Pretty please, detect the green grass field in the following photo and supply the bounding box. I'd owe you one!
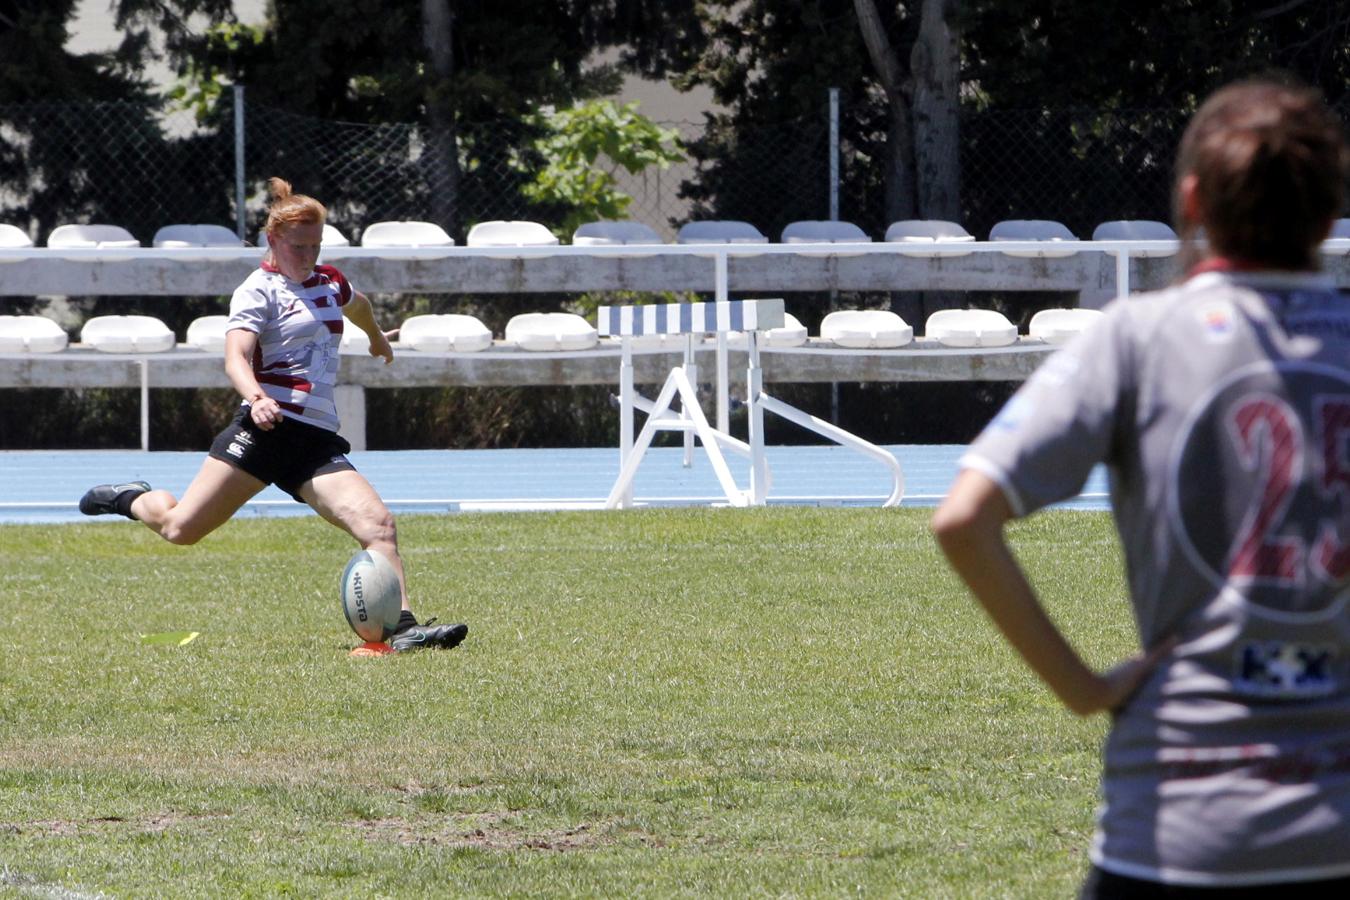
[1,507,1133,898]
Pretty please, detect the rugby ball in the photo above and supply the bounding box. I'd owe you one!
[340,548,402,642]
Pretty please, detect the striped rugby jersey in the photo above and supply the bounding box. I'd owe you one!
[226,262,352,433]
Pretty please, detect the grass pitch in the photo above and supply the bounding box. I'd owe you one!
[1,507,1131,898]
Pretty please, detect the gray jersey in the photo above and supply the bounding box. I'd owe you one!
[964,270,1350,886]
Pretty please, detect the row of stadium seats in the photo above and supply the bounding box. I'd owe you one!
[0,307,1102,355]
[7,217,1350,256]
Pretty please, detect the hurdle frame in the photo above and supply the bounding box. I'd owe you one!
[598,298,904,508]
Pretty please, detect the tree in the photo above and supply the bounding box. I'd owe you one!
[420,0,458,228]
[513,99,684,238]
[176,0,705,234]
[853,0,960,223]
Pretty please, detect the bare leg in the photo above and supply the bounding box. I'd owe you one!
[131,457,266,545]
[298,469,410,611]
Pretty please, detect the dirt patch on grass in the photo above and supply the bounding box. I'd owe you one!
[3,813,230,837]
[352,812,629,852]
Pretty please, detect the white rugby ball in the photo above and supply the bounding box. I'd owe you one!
[340,548,402,642]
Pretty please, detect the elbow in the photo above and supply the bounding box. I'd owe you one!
[931,470,1014,558]
[931,499,979,554]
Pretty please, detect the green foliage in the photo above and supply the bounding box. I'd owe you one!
[0,507,1130,896]
[165,22,266,122]
[514,100,685,237]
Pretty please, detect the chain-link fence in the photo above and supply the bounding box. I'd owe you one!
[4,92,1346,451]
[0,90,1239,249]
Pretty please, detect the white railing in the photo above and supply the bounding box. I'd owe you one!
[3,238,1348,297]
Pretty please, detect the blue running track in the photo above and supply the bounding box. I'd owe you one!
[0,445,1108,525]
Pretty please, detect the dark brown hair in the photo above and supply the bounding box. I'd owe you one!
[1174,77,1348,270]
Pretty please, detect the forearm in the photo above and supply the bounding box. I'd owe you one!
[224,351,266,403]
[932,469,1123,716]
[936,520,1106,715]
[343,292,393,363]
[344,292,382,338]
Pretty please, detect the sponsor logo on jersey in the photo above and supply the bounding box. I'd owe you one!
[1198,303,1236,342]
[1235,640,1337,698]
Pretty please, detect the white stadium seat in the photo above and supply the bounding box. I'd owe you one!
[80,315,175,353]
[505,312,598,352]
[571,220,663,248]
[819,310,913,349]
[186,315,231,352]
[398,314,493,353]
[1091,220,1178,257]
[989,219,1078,258]
[924,309,1018,348]
[0,316,69,353]
[152,224,244,249]
[884,220,975,257]
[340,327,371,355]
[780,220,871,257]
[1029,308,1104,344]
[1322,218,1350,254]
[676,220,769,257]
[360,221,456,248]
[48,224,141,260]
[466,220,559,248]
[48,223,140,249]
[727,311,809,348]
[0,223,35,250]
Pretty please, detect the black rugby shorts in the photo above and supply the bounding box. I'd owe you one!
[208,405,355,501]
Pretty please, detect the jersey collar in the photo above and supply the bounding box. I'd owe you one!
[261,259,321,286]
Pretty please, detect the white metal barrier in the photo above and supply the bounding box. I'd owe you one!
[598,298,904,508]
[5,238,1348,297]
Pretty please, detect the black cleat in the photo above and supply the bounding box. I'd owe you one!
[79,481,151,517]
[390,618,468,653]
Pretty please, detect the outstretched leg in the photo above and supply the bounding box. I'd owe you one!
[126,457,266,545]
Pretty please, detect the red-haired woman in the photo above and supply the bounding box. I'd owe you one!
[81,178,466,653]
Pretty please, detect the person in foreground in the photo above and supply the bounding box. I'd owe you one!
[933,77,1350,895]
[80,178,467,654]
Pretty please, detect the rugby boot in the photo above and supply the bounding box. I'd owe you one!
[79,481,151,518]
[390,617,469,653]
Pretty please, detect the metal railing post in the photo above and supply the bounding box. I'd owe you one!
[138,359,150,451]
[829,87,841,423]
[829,88,840,222]
[234,84,246,242]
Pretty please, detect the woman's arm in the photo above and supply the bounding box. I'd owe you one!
[342,290,394,364]
[224,328,283,431]
[931,469,1172,716]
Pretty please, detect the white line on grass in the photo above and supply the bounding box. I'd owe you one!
[0,866,109,900]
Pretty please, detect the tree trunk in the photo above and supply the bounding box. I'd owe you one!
[853,0,916,224]
[421,0,461,233]
[911,0,960,221]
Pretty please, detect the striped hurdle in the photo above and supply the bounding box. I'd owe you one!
[597,298,902,509]
[598,298,785,339]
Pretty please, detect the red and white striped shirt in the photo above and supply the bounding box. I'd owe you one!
[226,262,352,432]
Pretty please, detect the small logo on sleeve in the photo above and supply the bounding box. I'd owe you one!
[1198,303,1236,342]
